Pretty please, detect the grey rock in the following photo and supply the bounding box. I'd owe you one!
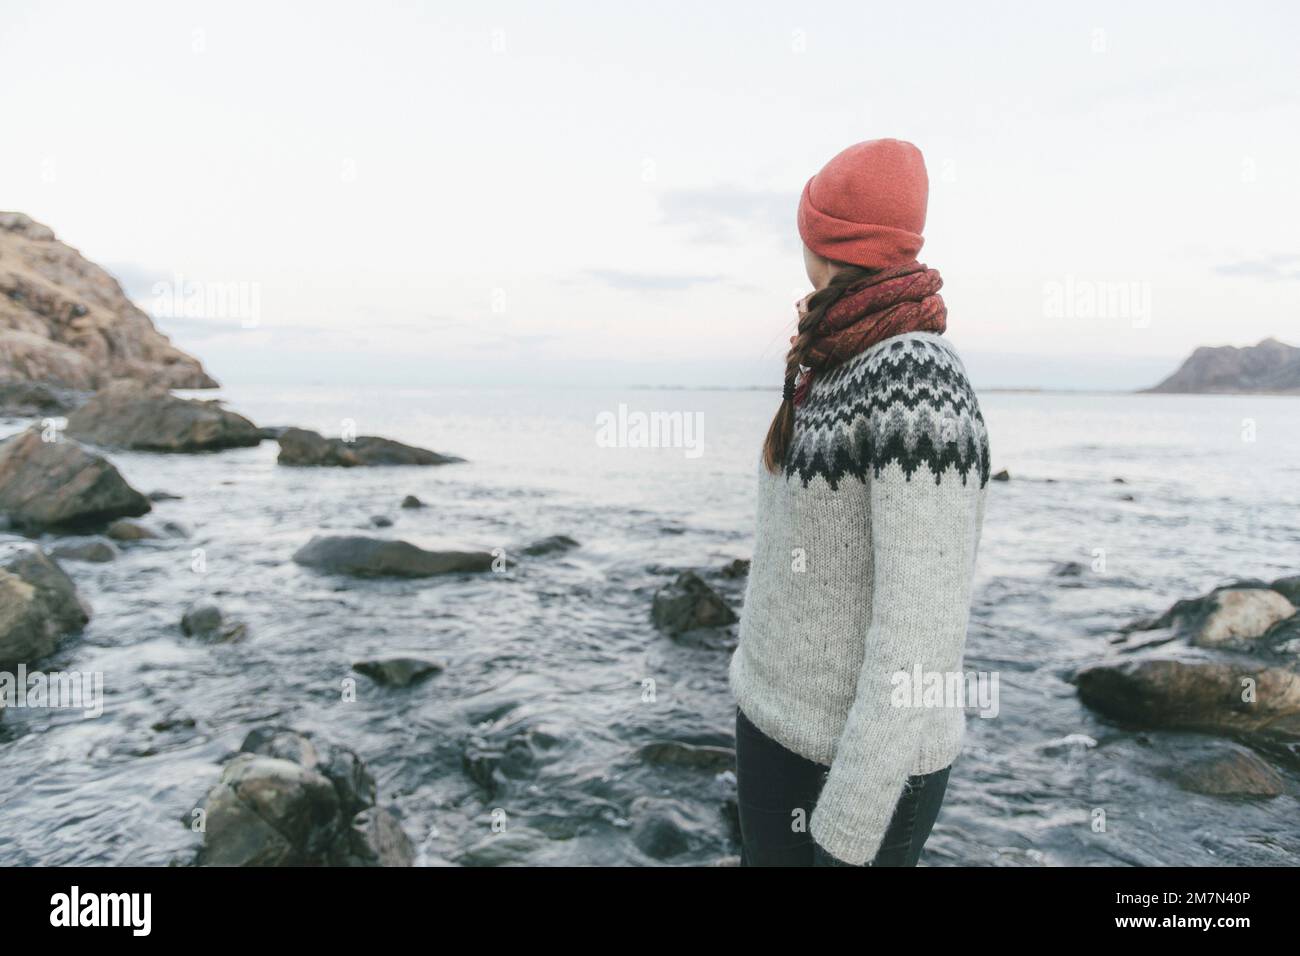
[1167,742,1284,798]
[651,571,738,634]
[520,534,579,557]
[293,535,496,578]
[181,601,247,642]
[66,380,261,451]
[0,543,89,666]
[49,537,118,563]
[277,427,463,467]
[106,518,160,541]
[399,495,424,509]
[352,656,445,687]
[0,426,150,530]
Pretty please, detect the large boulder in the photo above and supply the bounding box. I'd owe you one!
[0,543,89,666]
[276,427,463,467]
[1129,585,1296,650]
[0,426,150,530]
[651,571,738,634]
[198,727,413,867]
[0,212,215,389]
[293,535,496,578]
[65,380,261,452]
[1076,658,1300,743]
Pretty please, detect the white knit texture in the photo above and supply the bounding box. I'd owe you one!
[729,332,990,866]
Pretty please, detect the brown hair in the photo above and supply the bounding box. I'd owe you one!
[762,264,880,473]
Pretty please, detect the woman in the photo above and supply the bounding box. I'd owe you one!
[729,138,991,867]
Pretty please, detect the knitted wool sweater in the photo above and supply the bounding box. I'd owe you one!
[729,331,991,866]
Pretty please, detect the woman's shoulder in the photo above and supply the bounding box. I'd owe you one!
[791,332,990,488]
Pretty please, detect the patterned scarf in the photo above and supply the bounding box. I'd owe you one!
[793,261,946,405]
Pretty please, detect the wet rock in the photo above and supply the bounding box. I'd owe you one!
[0,426,150,530]
[65,381,261,452]
[1052,561,1087,578]
[719,558,751,579]
[1192,589,1295,649]
[147,490,182,502]
[198,727,409,867]
[637,740,735,773]
[352,656,445,687]
[198,755,341,866]
[1270,575,1300,607]
[293,535,496,578]
[456,828,547,867]
[1128,586,1295,651]
[106,518,160,541]
[369,515,393,528]
[629,796,708,860]
[462,720,564,798]
[399,495,424,509]
[0,380,78,417]
[277,427,463,467]
[1167,742,1284,798]
[181,601,247,642]
[0,543,89,666]
[341,807,417,867]
[49,537,118,563]
[651,571,738,634]
[1075,658,1300,746]
[992,469,1011,482]
[521,535,579,557]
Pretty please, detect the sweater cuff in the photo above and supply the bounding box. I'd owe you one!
[808,807,883,867]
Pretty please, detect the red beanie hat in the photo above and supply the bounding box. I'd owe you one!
[797,138,929,270]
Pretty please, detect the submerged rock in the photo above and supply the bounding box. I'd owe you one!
[636,740,735,773]
[651,571,738,634]
[520,535,579,557]
[369,515,394,528]
[277,427,463,467]
[65,380,261,452]
[0,426,150,530]
[1167,741,1284,798]
[181,601,247,642]
[629,796,710,860]
[456,828,547,867]
[49,537,118,563]
[293,535,496,578]
[198,727,412,867]
[352,656,445,687]
[0,543,89,666]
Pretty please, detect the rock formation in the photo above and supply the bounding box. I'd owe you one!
[0,212,215,389]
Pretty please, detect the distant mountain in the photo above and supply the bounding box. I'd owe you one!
[0,212,215,390]
[1144,338,1300,394]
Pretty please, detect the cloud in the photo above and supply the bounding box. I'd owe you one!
[583,268,728,291]
[1215,255,1300,281]
[657,186,796,247]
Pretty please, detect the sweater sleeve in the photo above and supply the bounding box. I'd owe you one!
[808,455,982,866]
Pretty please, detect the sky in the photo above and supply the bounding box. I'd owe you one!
[2,0,1298,389]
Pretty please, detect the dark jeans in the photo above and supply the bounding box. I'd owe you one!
[735,706,950,867]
